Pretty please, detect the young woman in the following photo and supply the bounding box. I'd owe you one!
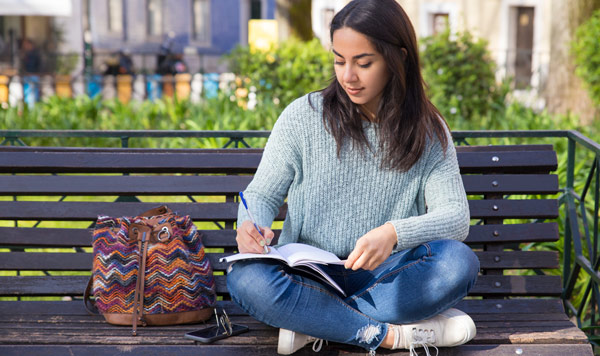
[226,0,480,354]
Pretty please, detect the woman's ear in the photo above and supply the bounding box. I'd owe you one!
[401,47,408,60]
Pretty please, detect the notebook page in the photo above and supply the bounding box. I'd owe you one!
[277,243,346,266]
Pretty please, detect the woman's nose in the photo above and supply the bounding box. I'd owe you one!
[343,65,357,83]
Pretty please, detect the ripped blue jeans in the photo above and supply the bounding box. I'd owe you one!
[226,239,480,352]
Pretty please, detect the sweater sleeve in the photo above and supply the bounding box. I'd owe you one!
[237,103,302,229]
[388,133,470,251]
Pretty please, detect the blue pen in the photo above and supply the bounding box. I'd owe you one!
[239,191,269,254]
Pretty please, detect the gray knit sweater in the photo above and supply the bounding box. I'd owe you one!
[238,92,470,258]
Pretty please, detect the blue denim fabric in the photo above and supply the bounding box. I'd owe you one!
[226,239,479,352]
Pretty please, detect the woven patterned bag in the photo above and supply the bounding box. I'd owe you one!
[84,206,216,335]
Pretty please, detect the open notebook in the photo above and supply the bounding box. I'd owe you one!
[220,243,347,296]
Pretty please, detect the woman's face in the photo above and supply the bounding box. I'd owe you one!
[332,27,390,117]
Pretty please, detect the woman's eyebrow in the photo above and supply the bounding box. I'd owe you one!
[332,49,375,60]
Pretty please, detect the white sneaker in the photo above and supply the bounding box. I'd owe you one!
[389,308,476,356]
[277,328,325,355]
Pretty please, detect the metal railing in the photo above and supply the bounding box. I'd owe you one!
[454,131,600,348]
[1,129,600,346]
[0,129,270,148]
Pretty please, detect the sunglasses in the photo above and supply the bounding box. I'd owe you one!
[215,308,233,336]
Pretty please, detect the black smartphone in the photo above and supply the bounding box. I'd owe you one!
[184,323,249,343]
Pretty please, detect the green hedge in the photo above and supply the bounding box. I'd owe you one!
[421,30,508,122]
[225,37,333,110]
[572,9,600,108]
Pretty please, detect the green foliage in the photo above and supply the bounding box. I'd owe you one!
[1,38,333,147]
[572,9,600,108]
[421,30,509,122]
[225,37,333,110]
[0,93,279,148]
[56,53,80,75]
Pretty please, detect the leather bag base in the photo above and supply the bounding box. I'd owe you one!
[102,307,214,326]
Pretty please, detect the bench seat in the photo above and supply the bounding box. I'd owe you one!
[0,145,593,355]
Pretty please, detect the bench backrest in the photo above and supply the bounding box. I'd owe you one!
[0,144,559,300]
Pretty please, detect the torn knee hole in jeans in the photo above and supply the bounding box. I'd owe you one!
[355,324,381,344]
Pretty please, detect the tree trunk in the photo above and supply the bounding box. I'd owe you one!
[276,0,313,41]
[545,0,600,124]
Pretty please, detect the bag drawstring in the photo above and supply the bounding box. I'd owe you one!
[132,228,150,336]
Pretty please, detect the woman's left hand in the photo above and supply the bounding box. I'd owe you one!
[345,223,397,271]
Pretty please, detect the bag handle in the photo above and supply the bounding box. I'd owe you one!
[132,224,152,336]
[83,276,99,315]
[139,205,171,217]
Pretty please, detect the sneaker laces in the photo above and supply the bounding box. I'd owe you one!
[409,328,439,356]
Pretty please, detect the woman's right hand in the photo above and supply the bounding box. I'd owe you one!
[236,220,274,254]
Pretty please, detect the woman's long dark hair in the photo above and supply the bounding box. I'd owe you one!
[318,0,449,171]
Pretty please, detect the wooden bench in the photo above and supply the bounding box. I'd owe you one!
[0,144,593,355]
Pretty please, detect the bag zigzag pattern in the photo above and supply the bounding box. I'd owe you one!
[92,214,216,315]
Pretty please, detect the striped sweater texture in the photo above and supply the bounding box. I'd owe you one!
[239,92,470,258]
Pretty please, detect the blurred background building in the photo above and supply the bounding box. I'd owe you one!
[0,0,594,119]
[0,0,78,74]
[312,0,594,121]
[0,0,277,75]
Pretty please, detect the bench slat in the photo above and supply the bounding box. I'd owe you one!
[458,151,558,174]
[0,175,254,196]
[0,201,252,221]
[1,144,553,153]
[0,146,557,174]
[0,275,562,297]
[0,312,573,326]
[0,200,558,221]
[0,252,93,270]
[5,310,570,323]
[0,250,559,271]
[0,298,569,316]
[465,223,559,244]
[0,146,265,154]
[455,144,555,152]
[469,275,562,296]
[216,275,563,297]
[0,174,559,195]
[0,314,577,328]
[0,151,263,174]
[461,174,558,194]
[475,251,558,269]
[0,344,593,356]
[456,298,566,314]
[0,317,579,332]
[0,227,240,248]
[469,199,558,219]
[0,223,559,249]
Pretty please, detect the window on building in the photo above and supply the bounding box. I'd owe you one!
[431,13,449,35]
[319,8,334,46]
[108,0,123,34]
[250,0,262,19]
[193,0,211,43]
[0,17,6,62]
[147,0,163,36]
[514,6,534,89]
